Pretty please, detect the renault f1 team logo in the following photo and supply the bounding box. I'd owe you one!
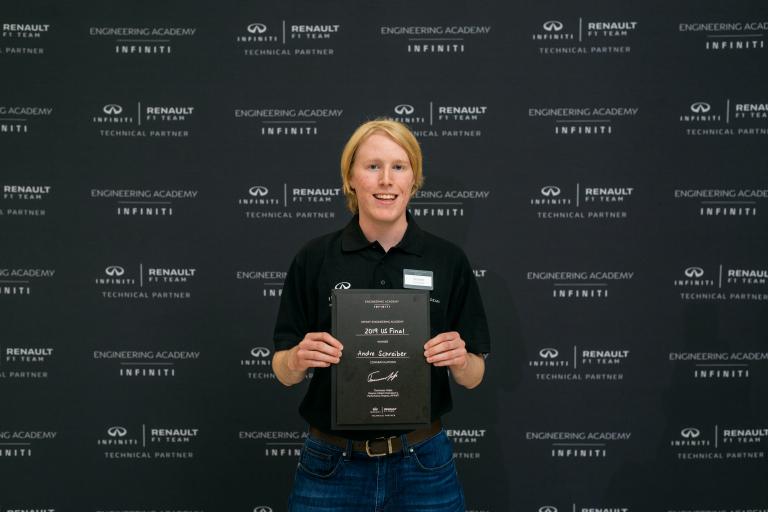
[103,104,123,115]
[539,506,558,512]
[542,20,564,32]
[247,23,268,34]
[539,348,559,359]
[541,186,561,197]
[690,102,711,114]
[250,347,271,358]
[107,426,128,437]
[105,266,125,277]
[684,267,705,278]
[334,281,351,290]
[680,427,701,439]
[249,186,269,197]
[394,104,415,115]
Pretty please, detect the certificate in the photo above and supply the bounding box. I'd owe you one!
[331,289,431,430]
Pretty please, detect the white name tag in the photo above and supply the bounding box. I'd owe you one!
[403,269,433,290]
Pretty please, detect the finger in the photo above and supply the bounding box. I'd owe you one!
[299,346,342,362]
[423,332,454,350]
[302,339,342,357]
[424,337,465,358]
[308,332,344,350]
[427,347,467,364]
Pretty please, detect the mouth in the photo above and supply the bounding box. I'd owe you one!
[373,193,397,201]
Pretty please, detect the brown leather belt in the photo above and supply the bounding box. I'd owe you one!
[309,420,441,457]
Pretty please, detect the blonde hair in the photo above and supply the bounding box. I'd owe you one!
[340,118,424,213]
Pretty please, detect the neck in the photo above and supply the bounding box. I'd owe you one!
[357,214,408,252]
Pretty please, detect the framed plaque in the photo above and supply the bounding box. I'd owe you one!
[331,289,430,430]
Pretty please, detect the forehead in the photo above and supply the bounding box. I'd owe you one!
[355,132,409,161]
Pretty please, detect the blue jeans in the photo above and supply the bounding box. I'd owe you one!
[288,429,465,512]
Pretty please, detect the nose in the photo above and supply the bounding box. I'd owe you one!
[378,166,393,185]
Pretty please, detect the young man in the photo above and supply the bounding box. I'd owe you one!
[272,119,490,511]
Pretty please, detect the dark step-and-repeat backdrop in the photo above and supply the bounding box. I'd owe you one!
[2,1,767,511]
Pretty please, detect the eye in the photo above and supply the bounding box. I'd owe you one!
[393,164,406,171]
[367,163,379,171]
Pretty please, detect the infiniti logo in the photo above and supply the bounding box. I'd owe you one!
[251,347,271,358]
[247,23,268,34]
[541,186,561,197]
[105,266,125,277]
[690,102,711,114]
[253,507,273,512]
[103,104,123,115]
[680,427,701,439]
[684,267,705,278]
[107,426,128,437]
[539,348,559,359]
[539,506,558,512]
[394,104,415,115]
[542,20,564,32]
[334,281,351,290]
[249,186,269,197]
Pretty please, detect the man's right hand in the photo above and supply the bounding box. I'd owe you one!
[272,332,344,386]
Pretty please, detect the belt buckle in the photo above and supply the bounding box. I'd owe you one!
[365,436,395,457]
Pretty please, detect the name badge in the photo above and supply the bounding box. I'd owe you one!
[403,269,433,290]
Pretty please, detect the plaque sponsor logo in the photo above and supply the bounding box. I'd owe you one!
[531,17,637,55]
[526,430,631,458]
[236,183,343,220]
[90,188,198,217]
[239,430,306,457]
[235,20,340,56]
[93,263,196,300]
[526,271,633,299]
[0,267,55,297]
[668,351,768,380]
[91,102,194,138]
[674,264,768,301]
[1,184,52,217]
[538,504,631,512]
[234,107,343,136]
[528,106,638,135]
[680,99,768,136]
[0,346,54,380]
[93,349,200,377]
[0,105,53,135]
[98,424,199,460]
[379,24,492,54]
[88,25,197,55]
[669,424,767,461]
[408,187,490,218]
[529,346,629,382]
[678,20,768,51]
[530,183,633,220]
[0,430,57,458]
[673,188,766,217]
[0,22,51,55]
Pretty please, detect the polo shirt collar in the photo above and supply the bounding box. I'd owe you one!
[341,212,424,256]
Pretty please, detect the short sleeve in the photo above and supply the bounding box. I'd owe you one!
[447,252,491,355]
[273,253,310,352]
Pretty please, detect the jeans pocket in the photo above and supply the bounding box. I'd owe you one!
[410,431,455,472]
[297,439,344,479]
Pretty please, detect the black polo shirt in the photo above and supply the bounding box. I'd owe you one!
[273,213,491,440]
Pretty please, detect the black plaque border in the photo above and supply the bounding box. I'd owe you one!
[331,288,431,431]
